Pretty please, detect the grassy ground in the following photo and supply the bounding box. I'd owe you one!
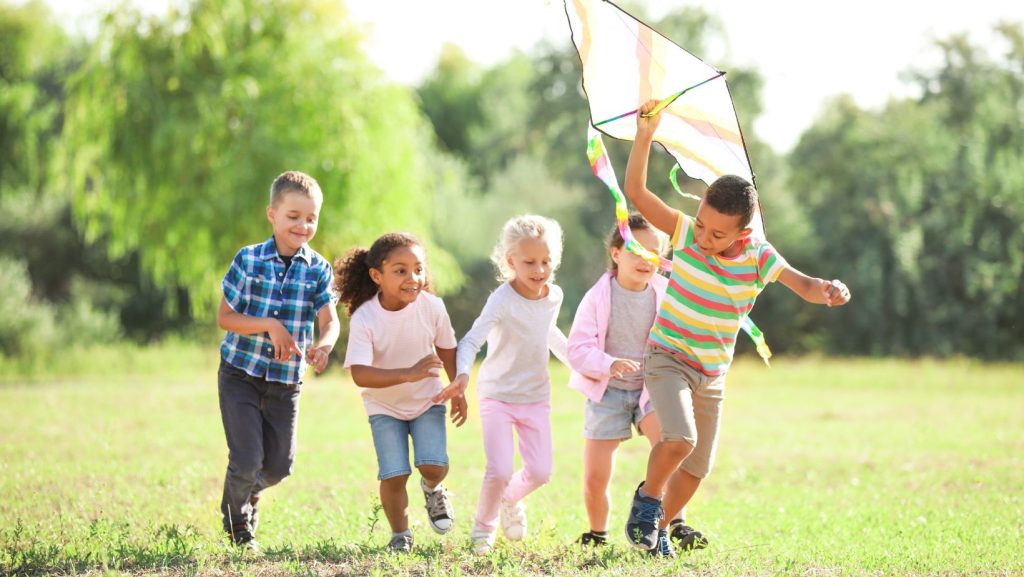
[1,349,1022,576]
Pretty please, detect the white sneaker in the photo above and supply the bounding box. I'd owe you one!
[500,499,527,541]
[470,526,495,555]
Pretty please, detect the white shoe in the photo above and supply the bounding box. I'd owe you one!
[470,526,495,555]
[500,499,527,541]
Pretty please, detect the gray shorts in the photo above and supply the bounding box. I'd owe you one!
[584,386,654,441]
[644,345,726,479]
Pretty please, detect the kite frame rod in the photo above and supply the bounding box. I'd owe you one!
[591,71,725,128]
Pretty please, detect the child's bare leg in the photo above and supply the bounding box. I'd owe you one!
[643,439,693,499]
[583,439,620,532]
[380,474,410,532]
[418,464,448,489]
[638,413,685,522]
[659,468,701,529]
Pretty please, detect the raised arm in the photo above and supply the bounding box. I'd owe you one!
[624,99,681,236]
[778,266,851,307]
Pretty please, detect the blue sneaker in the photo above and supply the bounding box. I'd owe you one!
[625,483,663,550]
[648,528,676,558]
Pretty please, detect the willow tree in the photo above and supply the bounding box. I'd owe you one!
[61,0,459,312]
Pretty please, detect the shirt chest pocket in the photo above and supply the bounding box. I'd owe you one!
[246,272,280,315]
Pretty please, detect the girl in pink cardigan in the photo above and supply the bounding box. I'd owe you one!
[568,214,695,551]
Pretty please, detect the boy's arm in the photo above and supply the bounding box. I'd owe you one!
[306,304,341,373]
[217,297,301,361]
[624,99,681,236]
[778,266,851,307]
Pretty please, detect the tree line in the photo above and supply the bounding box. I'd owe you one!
[1,0,1021,363]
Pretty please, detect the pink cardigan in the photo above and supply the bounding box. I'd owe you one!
[567,271,668,407]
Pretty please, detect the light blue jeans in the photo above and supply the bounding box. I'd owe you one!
[368,404,448,480]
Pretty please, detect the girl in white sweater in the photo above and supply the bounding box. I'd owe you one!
[434,214,569,554]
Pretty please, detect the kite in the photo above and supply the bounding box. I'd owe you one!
[568,0,772,364]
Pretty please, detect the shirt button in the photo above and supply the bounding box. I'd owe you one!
[279,273,283,277]
[273,311,279,316]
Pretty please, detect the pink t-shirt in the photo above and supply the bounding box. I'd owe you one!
[344,292,457,420]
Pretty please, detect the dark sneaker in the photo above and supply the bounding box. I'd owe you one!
[388,533,414,554]
[576,531,608,547]
[421,478,454,534]
[668,519,709,550]
[648,528,676,558]
[226,521,259,553]
[625,483,663,550]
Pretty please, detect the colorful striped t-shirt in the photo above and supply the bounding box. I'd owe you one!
[648,212,788,376]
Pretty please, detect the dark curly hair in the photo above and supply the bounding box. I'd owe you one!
[333,232,429,316]
[705,175,758,229]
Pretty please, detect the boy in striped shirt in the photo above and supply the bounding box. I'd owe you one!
[622,100,851,555]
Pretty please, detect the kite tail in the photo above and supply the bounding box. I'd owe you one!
[586,128,671,273]
[740,315,772,366]
[669,164,703,202]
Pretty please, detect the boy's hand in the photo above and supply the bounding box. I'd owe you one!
[449,394,468,427]
[267,320,303,362]
[821,279,851,307]
[610,359,641,378]
[405,354,444,382]
[432,373,469,404]
[636,99,663,138]
[306,344,333,373]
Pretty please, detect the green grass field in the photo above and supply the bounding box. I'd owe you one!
[1,350,1022,576]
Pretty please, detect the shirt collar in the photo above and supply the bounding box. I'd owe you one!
[258,235,312,264]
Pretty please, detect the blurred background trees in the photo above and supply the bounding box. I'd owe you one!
[1,0,1021,364]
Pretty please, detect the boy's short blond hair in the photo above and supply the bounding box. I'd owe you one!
[270,171,322,207]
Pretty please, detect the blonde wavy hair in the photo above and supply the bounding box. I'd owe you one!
[489,214,564,282]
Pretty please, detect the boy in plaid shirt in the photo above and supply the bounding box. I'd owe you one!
[216,171,340,551]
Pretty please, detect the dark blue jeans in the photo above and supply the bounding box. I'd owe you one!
[218,359,301,530]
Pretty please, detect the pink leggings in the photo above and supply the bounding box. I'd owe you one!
[474,397,553,532]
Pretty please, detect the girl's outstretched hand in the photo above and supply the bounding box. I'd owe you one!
[450,394,468,427]
[432,373,469,404]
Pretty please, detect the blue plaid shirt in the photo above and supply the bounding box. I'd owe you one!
[220,236,335,385]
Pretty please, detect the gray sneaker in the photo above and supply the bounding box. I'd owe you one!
[388,532,414,553]
[421,478,454,534]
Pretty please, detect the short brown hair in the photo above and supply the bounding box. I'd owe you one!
[270,171,322,207]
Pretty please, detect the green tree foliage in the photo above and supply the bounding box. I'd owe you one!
[61,0,458,311]
[788,25,1024,358]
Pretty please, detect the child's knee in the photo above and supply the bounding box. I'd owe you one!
[525,464,553,486]
[660,438,696,460]
[417,463,448,482]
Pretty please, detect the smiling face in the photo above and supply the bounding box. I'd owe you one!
[267,192,321,256]
[507,237,553,299]
[693,200,752,257]
[369,244,427,311]
[611,227,660,291]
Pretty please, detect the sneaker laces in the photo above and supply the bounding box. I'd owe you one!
[425,485,453,520]
[635,496,664,525]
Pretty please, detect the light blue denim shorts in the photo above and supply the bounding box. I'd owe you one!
[368,404,448,481]
[583,386,654,440]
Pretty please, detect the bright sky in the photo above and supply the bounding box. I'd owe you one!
[42,0,1020,152]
